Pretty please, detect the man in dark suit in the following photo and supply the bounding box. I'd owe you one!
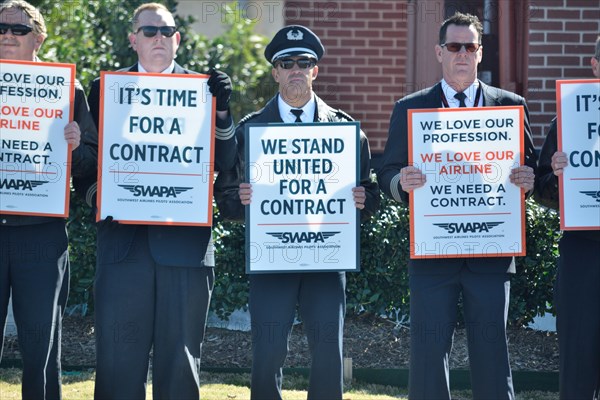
[535,36,600,400]
[82,3,236,399]
[0,1,98,399]
[377,12,537,400]
[217,25,379,400]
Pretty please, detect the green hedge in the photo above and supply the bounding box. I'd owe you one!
[70,194,561,325]
[65,193,97,315]
[211,196,561,326]
[354,197,561,326]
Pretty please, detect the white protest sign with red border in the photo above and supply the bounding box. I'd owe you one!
[408,106,525,259]
[0,60,74,217]
[556,79,600,231]
[97,71,215,226]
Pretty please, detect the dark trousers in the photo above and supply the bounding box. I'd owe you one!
[0,220,69,400]
[249,272,345,400]
[555,233,600,400]
[409,265,514,400]
[93,228,214,400]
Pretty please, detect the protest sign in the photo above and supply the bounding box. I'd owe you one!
[0,60,74,217]
[408,106,525,259]
[245,122,359,273]
[97,71,215,225]
[556,79,600,230]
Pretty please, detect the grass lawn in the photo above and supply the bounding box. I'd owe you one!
[0,368,559,399]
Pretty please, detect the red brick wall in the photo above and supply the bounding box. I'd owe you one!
[527,0,600,146]
[283,1,408,153]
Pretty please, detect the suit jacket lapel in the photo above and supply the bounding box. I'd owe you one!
[264,95,284,123]
[479,81,498,107]
[172,62,187,74]
[426,82,443,107]
[314,94,331,122]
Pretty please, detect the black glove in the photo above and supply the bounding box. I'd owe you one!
[102,215,119,225]
[207,68,232,112]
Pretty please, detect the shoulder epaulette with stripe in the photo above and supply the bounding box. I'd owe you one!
[335,109,354,121]
[237,110,262,126]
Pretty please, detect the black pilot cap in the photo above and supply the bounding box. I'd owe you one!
[264,25,325,64]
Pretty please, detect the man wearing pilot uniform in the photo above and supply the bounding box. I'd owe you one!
[80,3,236,399]
[378,12,537,399]
[0,1,98,398]
[535,35,600,400]
[217,25,379,399]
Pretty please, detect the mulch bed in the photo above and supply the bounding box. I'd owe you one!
[2,314,558,371]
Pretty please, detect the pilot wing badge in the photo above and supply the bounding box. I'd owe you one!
[287,29,303,40]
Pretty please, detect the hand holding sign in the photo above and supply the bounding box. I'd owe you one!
[509,165,535,192]
[239,182,252,205]
[352,186,366,210]
[551,151,568,175]
[63,121,81,150]
[207,69,232,111]
[400,165,427,192]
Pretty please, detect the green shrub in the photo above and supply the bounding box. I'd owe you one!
[212,218,248,319]
[347,196,411,319]
[65,192,96,314]
[212,195,561,326]
[510,200,561,325]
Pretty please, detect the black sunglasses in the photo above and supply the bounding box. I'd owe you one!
[276,58,317,69]
[441,42,481,53]
[0,23,34,36]
[136,25,178,38]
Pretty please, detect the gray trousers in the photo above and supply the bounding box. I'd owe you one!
[94,227,214,400]
[409,265,514,399]
[555,233,600,400]
[0,220,69,400]
[249,272,345,400]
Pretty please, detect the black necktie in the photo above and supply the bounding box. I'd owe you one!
[454,92,467,108]
[291,109,304,122]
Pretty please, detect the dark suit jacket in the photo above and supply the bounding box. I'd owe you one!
[84,63,236,266]
[378,81,538,274]
[535,117,600,242]
[215,93,380,223]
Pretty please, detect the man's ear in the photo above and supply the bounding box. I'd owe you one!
[129,32,137,51]
[591,56,600,78]
[34,33,46,52]
[435,44,443,62]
